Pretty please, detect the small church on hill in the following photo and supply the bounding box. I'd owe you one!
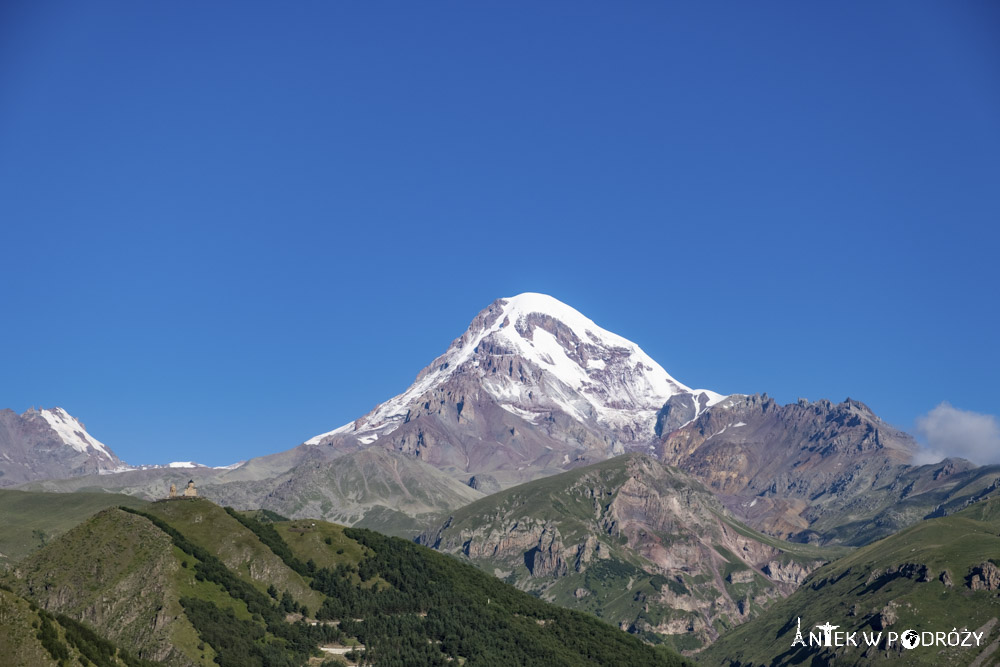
[168,480,198,498]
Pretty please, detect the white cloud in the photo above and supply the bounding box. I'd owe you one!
[912,402,1000,466]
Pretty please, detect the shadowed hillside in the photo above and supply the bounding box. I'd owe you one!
[701,495,1000,666]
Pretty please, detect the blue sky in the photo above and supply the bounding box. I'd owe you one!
[1,2,997,466]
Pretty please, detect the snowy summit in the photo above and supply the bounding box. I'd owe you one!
[38,407,117,462]
[307,293,723,449]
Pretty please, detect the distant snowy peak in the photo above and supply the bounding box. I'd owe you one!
[35,407,119,463]
[162,461,242,470]
[0,407,133,487]
[307,293,724,445]
[23,410,244,473]
[96,460,246,475]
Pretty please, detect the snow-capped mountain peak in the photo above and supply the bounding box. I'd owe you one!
[487,292,701,404]
[37,407,117,462]
[0,407,130,486]
[306,293,723,448]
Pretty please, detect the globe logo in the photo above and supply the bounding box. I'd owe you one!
[901,629,920,649]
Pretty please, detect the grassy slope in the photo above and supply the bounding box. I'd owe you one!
[5,500,334,666]
[274,519,367,568]
[812,463,1000,546]
[702,496,1000,666]
[5,501,332,666]
[0,489,149,563]
[146,499,325,613]
[272,518,390,593]
[0,587,66,667]
[442,454,633,530]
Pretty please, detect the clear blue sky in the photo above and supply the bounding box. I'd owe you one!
[2,2,997,466]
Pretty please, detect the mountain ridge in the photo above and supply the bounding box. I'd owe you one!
[656,393,1000,545]
[0,407,129,487]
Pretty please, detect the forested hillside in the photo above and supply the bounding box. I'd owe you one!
[5,497,691,666]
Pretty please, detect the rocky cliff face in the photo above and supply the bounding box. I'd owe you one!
[968,561,1000,591]
[305,293,723,487]
[0,587,144,666]
[0,408,128,488]
[657,394,1000,545]
[10,508,195,665]
[656,395,927,542]
[419,454,830,652]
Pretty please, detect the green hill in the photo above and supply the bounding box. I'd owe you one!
[0,488,148,564]
[144,499,324,614]
[701,495,1000,666]
[8,505,207,665]
[4,496,692,666]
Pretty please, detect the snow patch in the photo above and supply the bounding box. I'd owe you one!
[706,425,729,440]
[304,421,354,445]
[500,404,544,423]
[97,464,134,475]
[39,408,115,461]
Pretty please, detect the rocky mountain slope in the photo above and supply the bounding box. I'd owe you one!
[0,408,128,487]
[200,448,485,526]
[657,394,1000,545]
[418,454,839,653]
[702,494,1000,666]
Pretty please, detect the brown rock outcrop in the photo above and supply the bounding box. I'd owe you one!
[969,562,1000,591]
